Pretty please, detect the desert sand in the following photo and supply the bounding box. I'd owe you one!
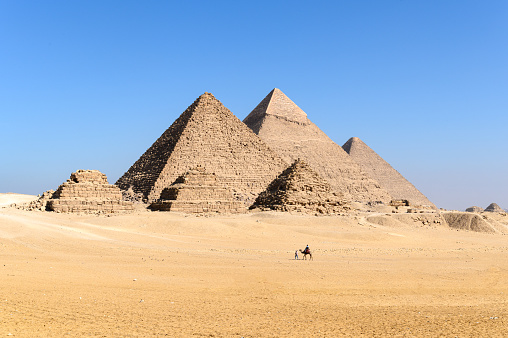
[1,194,508,337]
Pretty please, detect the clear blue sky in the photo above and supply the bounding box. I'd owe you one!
[1,1,507,210]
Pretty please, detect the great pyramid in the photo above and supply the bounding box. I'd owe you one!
[252,159,349,214]
[342,137,436,208]
[485,203,504,212]
[243,88,391,203]
[116,92,287,203]
[150,166,245,213]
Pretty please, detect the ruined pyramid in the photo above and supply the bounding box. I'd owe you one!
[342,137,435,208]
[150,166,245,213]
[485,203,504,212]
[243,88,392,203]
[116,93,288,203]
[252,159,349,214]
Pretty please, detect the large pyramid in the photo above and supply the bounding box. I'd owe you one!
[342,137,435,208]
[116,93,288,202]
[243,88,392,203]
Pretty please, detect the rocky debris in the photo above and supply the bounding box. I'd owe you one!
[243,88,392,203]
[484,203,504,213]
[466,206,484,213]
[251,159,350,214]
[150,166,245,213]
[121,186,145,204]
[343,137,436,208]
[47,170,134,213]
[442,212,496,233]
[390,200,410,207]
[15,190,55,211]
[116,92,287,205]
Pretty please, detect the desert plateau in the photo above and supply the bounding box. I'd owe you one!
[1,193,508,337]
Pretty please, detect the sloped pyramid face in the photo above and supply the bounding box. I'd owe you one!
[253,159,349,214]
[485,203,503,212]
[243,88,392,203]
[342,137,436,208]
[116,93,288,202]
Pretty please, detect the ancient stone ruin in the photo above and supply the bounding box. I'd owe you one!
[47,170,133,213]
[243,88,392,203]
[342,137,436,209]
[150,166,245,213]
[252,159,350,214]
[466,206,484,213]
[484,203,504,213]
[116,92,287,204]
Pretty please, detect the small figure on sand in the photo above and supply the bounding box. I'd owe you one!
[295,250,299,260]
[299,245,313,260]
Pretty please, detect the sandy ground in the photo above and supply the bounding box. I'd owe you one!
[1,194,508,337]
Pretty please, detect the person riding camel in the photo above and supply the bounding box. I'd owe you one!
[304,245,310,254]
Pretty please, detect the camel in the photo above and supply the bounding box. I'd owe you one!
[299,249,313,260]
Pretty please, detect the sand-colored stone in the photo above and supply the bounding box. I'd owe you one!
[150,166,245,213]
[116,92,287,204]
[47,170,133,213]
[252,159,349,214]
[243,88,392,203]
[442,212,496,233]
[466,206,484,213]
[343,137,436,208]
[485,203,504,213]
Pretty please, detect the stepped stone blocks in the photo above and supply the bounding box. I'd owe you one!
[47,170,134,213]
[252,159,350,214]
[466,206,484,213]
[342,137,436,209]
[116,92,288,204]
[485,203,504,212]
[243,88,391,203]
[150,167,245,213]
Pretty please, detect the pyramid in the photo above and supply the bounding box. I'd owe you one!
[150,167,245,213]
[484,203,504,212]
[48,170,134,213]
[342,137,436,208]
[252,159,350,214]
[243,88,392,203]
[116,93,288,203]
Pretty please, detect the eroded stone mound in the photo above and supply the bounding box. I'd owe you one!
[150,167,245,213]
[252,159,350,214]
[16,190,55,211]
[47,170,133,213]
[485,203,504,213]
[442,212,495,233]
[466,206,484,213]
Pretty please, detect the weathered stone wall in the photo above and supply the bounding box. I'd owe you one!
[466,206,484,213]
[243,88,392,203]
[48,170,133,213]
[116,93,288,204]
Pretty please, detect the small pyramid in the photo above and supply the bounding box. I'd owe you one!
[466,206,484,213]
[342,137,435,208]
[484,203,504,212]
[116,93,287,203]
[252,159,350,214]
[243,89,392,203]
[150,167,245,213]
[48,170,133,213]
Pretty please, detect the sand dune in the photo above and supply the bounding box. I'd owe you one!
[1,201,508,336]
